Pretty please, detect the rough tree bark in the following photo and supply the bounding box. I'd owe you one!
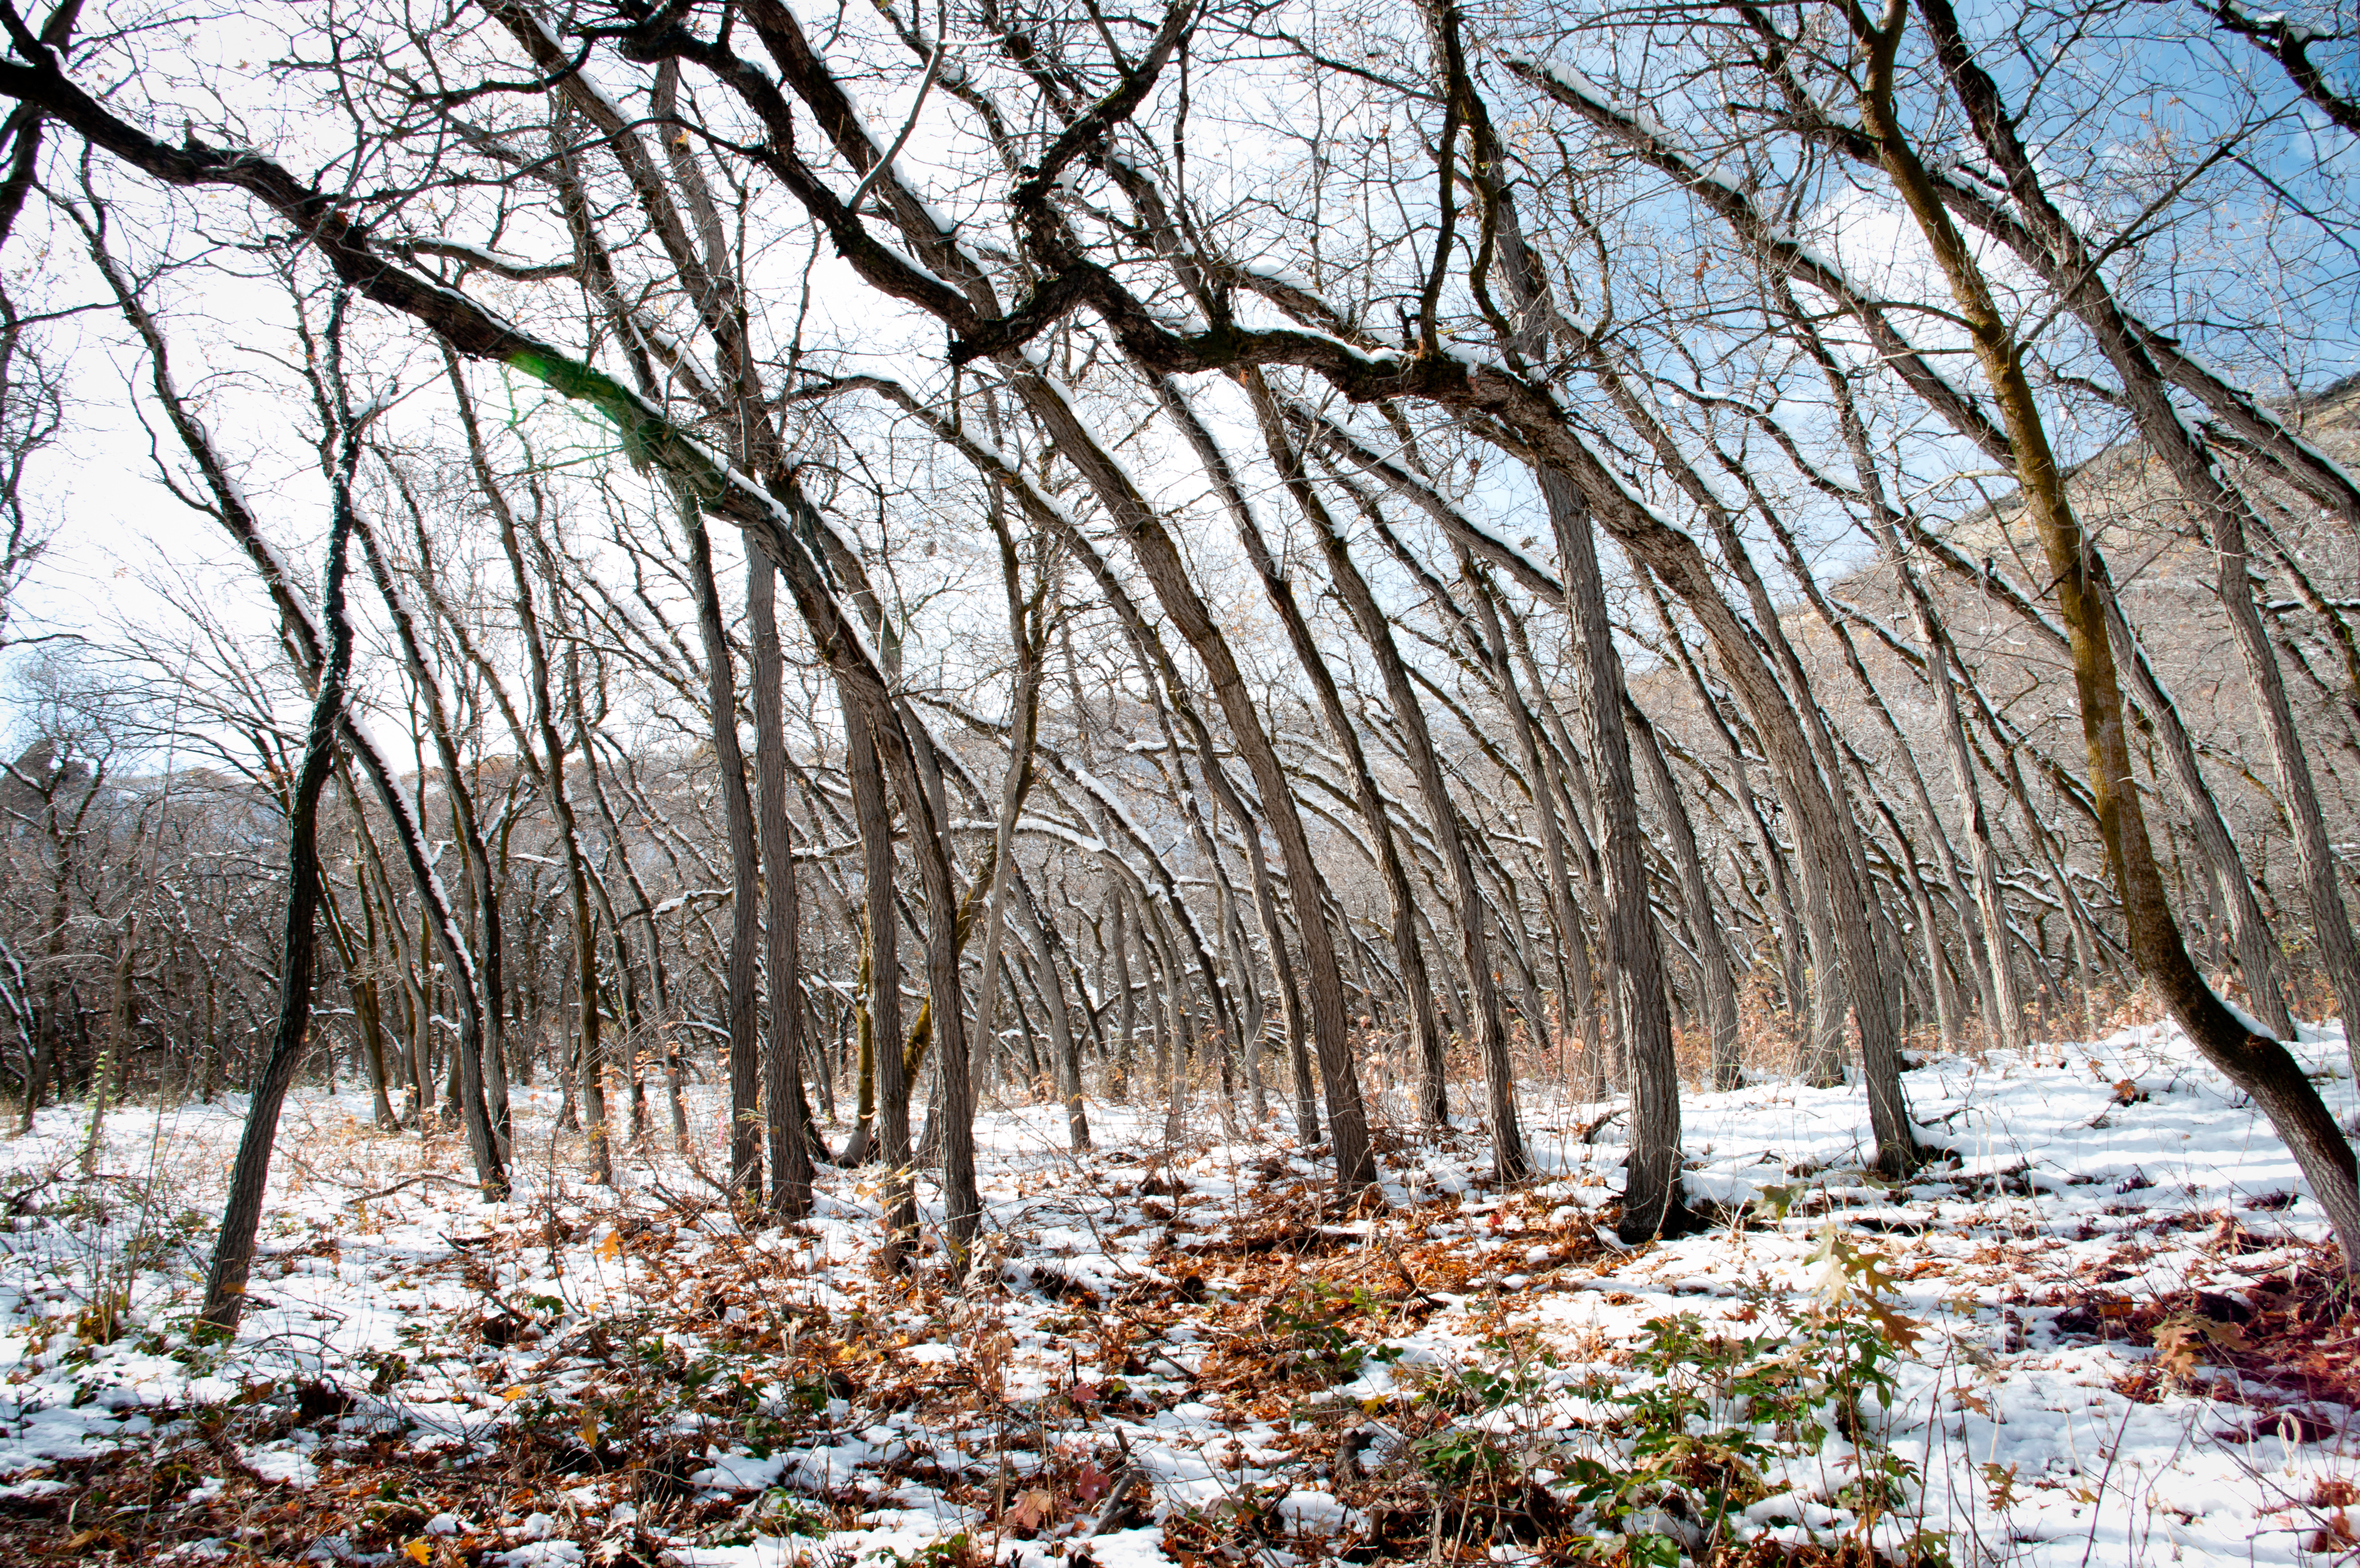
[199,298,360,1331]
[682,498,763,1202]
[748,555,814,1217]
[1852,0,2360,1264]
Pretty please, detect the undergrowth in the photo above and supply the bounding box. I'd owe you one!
[7,1083,2353,1568]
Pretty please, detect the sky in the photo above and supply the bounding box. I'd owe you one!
[4,0,2357,762]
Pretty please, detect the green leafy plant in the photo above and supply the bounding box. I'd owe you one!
[1260,1282,1402,1386]
[1561,1315,1789,1562]
[866,1531,985,1568]
[1435,1332,1557,1412]
[1545,1227,1942,1564]
[711,1488,834,1545]
[1413,1425,1519,1488]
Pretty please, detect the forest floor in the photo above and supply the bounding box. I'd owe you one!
[2,1021,2357,1567]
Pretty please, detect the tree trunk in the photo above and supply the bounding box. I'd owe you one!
[1110,892,1135,1103]
[748,555,814,1217]
[1770,294,2024,1054]
[1009,374,1375,1191]
[843,691,916,1257]
[1914,0,2336,1046]
[962,487,1049,1124]
[201,334,359,1331]
[682,498,763,1202]
[1627,701,1742,1088]
[87,221,502,1194]
[478,462,606,1183]
[1011,878,1091,1152]
[1180,378,1455,1135]
[1537,482,1685,1235]
[2109,603,2295,1037]
[1860,0,2360,1263]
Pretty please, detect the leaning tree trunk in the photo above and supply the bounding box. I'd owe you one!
[201,324,360,1331]
[1433,69,1684,1201]
[1110,892,1137,1103]
[1885,499,2294,1039]
[2107,602,2295,1037]
[1626,701,1742,1089]
[1859,0,2360,1264]
[748,556,814,1217]
[485,469,609,1185]
[1774,297,2025,1054]
[842,690,917,1260]
[1198,782,1269,1122]
[1917,0,2356,1046]
[1010,876,1090,1152]
[1538,481,1686,1238]
[1010,374,1375,1191]
[1486,595,1612,1085]
[1181,378,1456,1136]
[962,488,1049,1121]
[89,222,503,1195]
[682,498,763,1203]
[1479,208,1923,1163]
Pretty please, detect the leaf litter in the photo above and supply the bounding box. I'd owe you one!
[1,1019,2356,1565]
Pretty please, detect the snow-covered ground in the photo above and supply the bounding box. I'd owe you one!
[2,1019,2355,1566]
